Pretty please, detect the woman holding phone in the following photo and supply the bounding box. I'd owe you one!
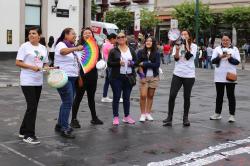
[210,33,240,123]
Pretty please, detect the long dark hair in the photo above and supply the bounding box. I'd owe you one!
[55,28,73,46]
[181,29,193,50]
[48,36,54,48]
[141,36,158,61]
[79,27,95,44]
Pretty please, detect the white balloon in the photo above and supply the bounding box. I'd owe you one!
[96,59,107,70]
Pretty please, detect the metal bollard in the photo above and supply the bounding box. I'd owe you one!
[240,52,246,70]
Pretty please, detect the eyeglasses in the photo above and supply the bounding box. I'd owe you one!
[117,36,125,39]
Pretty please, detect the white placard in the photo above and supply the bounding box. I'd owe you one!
[134,19,140,31]
[134,10,140,20]
[134,10,140,31]
[170,19,178,29]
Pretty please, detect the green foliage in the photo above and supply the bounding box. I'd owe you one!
[140,8,160,31]
[223,6,250,28]
[172,1,213,33]
[105,8,133,30]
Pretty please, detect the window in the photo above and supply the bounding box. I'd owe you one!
[25,6,41,26]
[24,0,41,41]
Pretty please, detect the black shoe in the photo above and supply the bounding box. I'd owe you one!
[183,118,190,127]
[163,117,172,126]
[91,117,103,125]
[163,118,169,123]
[61,130,75,139]
[55,124,61,132]
[70,119,81,128]
[68,127,74,133]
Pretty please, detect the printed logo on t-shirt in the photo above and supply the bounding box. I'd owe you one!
[34,50,44,67]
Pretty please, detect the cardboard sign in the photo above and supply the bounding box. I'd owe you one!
[91,26,102,34]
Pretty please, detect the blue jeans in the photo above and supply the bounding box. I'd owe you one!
[103,69,110,97]
[205,56,214,69]
[164,54,171,64]
[110,75,133,117]
[57,77,77,131]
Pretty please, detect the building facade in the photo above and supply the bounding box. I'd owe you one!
[0,0,91,59]
[155,0,250,44]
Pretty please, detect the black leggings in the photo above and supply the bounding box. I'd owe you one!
[20,86,42,137]
[215,82,236,115]
[72,77,98,120]
[168,75,195,118]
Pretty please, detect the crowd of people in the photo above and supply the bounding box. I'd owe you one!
[15,26,241,144]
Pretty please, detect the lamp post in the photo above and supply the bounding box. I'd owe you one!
[52,0,59,13]
[195,0,200,68]
[195,0,199,46]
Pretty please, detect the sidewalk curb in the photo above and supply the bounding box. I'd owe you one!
[0,83,19,88]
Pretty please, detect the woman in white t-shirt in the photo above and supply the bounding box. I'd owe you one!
[163,30,197,127]
[210,33,241,123]
[16,27,49,144]
[54,28,83,139]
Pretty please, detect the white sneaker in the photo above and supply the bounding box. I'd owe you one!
[139,114,146,122]
[101,97,113,103]
[119,98,123,103]
[23,136,40,145]
[228,115,235,123]
[146,113,154,121]
[210,113,222,120]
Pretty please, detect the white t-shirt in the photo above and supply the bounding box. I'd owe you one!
[212,46,241,83]
[207,47,213,57]
[172,43,197,78]
[146,51,154,77]
[54,42,79,77]
[16,42,48,86]
[120,49,132,74]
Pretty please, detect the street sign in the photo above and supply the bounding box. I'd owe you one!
[170,19,178,29]
[56,9,69,18]
[134,10,140,31]
[134,19,140,31]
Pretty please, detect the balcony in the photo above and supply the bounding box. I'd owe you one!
[110,0,131,7]
[132,0,149,3]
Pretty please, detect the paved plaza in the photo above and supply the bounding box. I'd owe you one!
[0,60,250,166]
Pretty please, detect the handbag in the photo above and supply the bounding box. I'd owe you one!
[226,72,237,82]
[47,69,68,88]
[126,73,136,87]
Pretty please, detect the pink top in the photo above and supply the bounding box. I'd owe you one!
[102,40,114,61]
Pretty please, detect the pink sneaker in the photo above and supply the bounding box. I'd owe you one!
[113,117,119,125]
[123,115,135,124]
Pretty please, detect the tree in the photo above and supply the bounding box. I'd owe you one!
[172,1,214,34]
[140,8,160,33]
[223,6,250,45]
[223,6,250,29]
[105,8,133,31]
